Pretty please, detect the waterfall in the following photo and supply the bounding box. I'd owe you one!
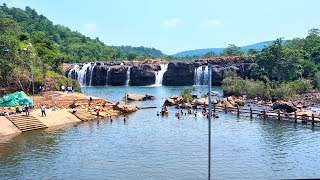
[76,63,92,87]
[154,64,168,86]
[194,66,209,85]
[125,67,131,86]
[89,63,96,86]
[106,67,111,86]
[68,65,79,79]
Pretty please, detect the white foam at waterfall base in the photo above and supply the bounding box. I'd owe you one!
[153,64,168,86]
[125,67,131,86]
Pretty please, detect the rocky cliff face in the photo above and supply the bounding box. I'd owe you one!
[64,58,254,86]
[163,62,195,86]
[130,64,159,86]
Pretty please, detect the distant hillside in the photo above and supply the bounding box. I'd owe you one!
[173,41,274,57]
[113,46,165,58]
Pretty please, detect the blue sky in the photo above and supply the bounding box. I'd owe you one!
[3,0,320,54]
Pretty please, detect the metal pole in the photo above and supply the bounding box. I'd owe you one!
[208,64,212,180]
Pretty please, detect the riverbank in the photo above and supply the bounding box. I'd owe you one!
[0,91,138,137]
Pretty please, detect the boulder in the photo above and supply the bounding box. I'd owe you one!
[192,98,208,105]
[272,101,298,113]
[126,94,156,101]
[114,104,138,113]
[164,96,185,106]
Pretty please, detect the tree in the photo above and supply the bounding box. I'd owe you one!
[127,52,138,60]
[247,48,258,55]
[204,51,215,58]
[221,44,244,56]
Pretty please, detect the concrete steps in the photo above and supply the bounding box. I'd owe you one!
[6,115,47,132]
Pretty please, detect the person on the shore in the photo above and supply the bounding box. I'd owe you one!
[41,104,46,117]
[71,107,77,114]
[88,97,93,106]
[25,104,29,116]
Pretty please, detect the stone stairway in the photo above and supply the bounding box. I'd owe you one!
[6,115,47,132]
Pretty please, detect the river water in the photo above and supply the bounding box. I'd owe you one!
[1,86,320,179]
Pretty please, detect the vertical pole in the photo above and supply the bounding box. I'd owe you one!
[294,111,297,123]
[224,105,227,114]
[277,110,280,120]
[237,105,240,116]
[312,114,315,125]
[213,103,216,113]
[250,107,253,119]
[208,64,212,180]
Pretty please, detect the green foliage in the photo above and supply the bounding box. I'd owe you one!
[181,88,193,103]
[204,51,216,58]
[220,44,244,56]
[222,73,313,100]
[113,46,164,60]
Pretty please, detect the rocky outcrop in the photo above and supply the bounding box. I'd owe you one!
[211,64,252,86]
[64,60,254,86]
[272,101,298,113]
[130,64,158,86]
[126,94,156,101]
[163,62,195,86]
[91,63,109,86]
[107,65,128,86]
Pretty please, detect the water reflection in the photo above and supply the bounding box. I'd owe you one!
[1,86,320,179]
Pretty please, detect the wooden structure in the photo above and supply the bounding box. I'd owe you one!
[213,105,320,125]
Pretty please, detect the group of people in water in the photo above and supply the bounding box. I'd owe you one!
[158,105,219,119]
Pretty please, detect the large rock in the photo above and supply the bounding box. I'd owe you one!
[107,65,128,86]
[272,101,298,113]
[130,64,158,86]
[163,62,195,86]
[126,94,156,101]
[91,63,109,86]
[115,105,138,113]
[164,96,185,106]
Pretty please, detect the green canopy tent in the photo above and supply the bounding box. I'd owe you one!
[0,91,33,107]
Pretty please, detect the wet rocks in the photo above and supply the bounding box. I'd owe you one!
[126,94,156,101]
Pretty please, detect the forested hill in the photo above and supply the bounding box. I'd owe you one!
[0,5,163,63]
[112,46,165,60]
[173,41,273,57]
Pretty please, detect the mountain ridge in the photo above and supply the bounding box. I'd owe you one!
[173,41,275,57]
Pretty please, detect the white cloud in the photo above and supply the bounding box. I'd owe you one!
[161,18,182,28]
[82,23,97,33]
[202,19,220,28]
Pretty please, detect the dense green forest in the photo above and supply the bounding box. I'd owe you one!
[222,29,320,100]
[0,4,166,92]
[112,46,164,60]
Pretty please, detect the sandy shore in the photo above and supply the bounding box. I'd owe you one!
[0,109,82,137]
[33,109,81,127]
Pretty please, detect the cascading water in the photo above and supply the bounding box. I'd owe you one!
[89,63,96,86]
[125,67,131,86]
[75,63,92,87]
[154,64,168,86]
[68,65,79,79]
[105,67,111,86]
[194,66,209,85]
